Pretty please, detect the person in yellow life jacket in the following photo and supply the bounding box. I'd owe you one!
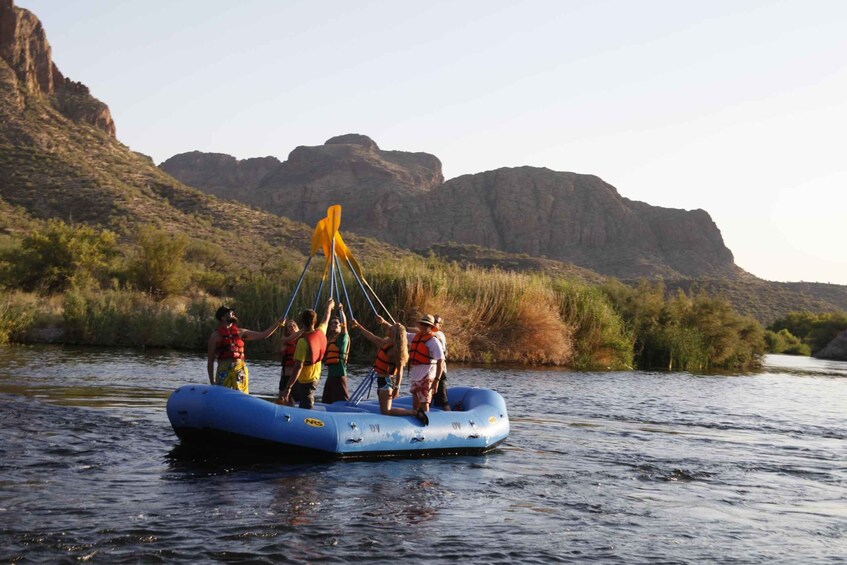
[350,318,410,417]
[276,319,302,405]
[207,306,283,394]
[281,298,334,409]
[321,306,350,404]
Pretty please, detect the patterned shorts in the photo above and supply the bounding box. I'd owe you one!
[410,377,435,405]
[216,359,249,393]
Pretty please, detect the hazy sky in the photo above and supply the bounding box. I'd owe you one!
[17,0,847,285]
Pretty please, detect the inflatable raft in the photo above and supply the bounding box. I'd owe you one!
[166,385,509,459]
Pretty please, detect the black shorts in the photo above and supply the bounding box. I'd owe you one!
[432,372,448,408]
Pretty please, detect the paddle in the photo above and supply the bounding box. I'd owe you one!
[334,230,395,324]
[282,218,326,320]
[326,205,341,305]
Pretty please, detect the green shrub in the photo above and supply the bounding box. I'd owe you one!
[128,225,189,299]
[2,219,117,293]
[0,292,41,343]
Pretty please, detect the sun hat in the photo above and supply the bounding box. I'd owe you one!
[418,314,437,327]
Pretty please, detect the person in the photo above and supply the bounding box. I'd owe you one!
[207,306,282,394]
[321,306,350,404]
[277,319,302,405]
[431,314,451,411]
[350,318,410,417]
[280,298,334,409]
[374,314,444,425]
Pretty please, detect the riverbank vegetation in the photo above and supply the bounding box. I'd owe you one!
[766,311,847,356]
[0,220,771,372]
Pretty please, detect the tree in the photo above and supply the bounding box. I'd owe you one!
[2,220,116,293]
[129,225,189,299]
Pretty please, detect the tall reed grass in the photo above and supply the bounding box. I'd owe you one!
[0,257,765,373]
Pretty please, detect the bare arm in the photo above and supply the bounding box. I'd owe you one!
[241,317,284,341]
[430,359,444,392]
[321,298,335,326]
[206,332,220,384]
[280,329,304,345]
[338,306,347,335]
[393,364,404,399]
[350,320,388,347]
[282,360,304,403]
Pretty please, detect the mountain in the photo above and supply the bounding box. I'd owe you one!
[162,135,742,281]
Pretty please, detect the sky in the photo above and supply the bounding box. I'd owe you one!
[16,0,847,285]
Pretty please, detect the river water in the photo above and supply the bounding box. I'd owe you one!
[0,346,844,563]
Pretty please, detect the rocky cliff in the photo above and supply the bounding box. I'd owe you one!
[0,0,115,136]
[385,166,740,279]
[162,138,741,280]
[160,151,282,202]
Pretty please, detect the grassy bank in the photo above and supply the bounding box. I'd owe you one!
[0,257,767,372]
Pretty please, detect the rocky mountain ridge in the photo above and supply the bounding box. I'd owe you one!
[162,136,744,280]
[0,0,114,136]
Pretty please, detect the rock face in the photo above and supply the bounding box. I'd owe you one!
[384,166,739,279]
[163,140,740,280]
[163,134,445,230]
[160,151,282,202]
[256,134,444,227]
[813,329,847,361]
[0,0,115,136]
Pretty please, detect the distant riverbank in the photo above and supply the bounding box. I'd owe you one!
[0,263,766,372]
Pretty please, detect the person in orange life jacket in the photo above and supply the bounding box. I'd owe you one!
[429,314,451,411]
[276,319,302,405]
[321,306,350,404]
[281,298,333,409]
[207,306,282,394]
[376,313,444,425]
[350,318,411,417]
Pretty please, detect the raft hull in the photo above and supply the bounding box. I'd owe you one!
[166,384,509,460]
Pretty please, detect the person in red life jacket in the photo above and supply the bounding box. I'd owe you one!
[280,298,334,409]
[276,319,302,405]
[350,318,411,417]
[207,306,283,394]
[321,306,350,404]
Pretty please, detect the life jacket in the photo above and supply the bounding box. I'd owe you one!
[281,341,297,368]
[300,329,328,366]
[373,343,396,376]
[409,331,436,366]
[217,325,245,360]
[324,333,349,366]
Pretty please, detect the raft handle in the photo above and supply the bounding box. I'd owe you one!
[346,438,363,444]
[467,433,480,439]
[411,436,425,443]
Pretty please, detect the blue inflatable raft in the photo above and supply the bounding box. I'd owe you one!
[166,385,509,459]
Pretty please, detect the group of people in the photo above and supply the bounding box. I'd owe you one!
[207,300,451,425]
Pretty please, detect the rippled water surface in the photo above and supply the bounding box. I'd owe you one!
[1,347,845,563]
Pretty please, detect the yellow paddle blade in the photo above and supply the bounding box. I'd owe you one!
[310,218,327,256]
[334,231,365,280]
[326,205,341,241]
